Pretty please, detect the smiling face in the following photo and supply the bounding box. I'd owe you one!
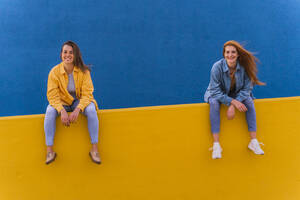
[224,45,239,67]
[61,45,74,65]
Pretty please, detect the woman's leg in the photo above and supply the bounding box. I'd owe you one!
[44,105,58,164]
[44,105,58,148]
[209,98,221,141]
[83,103,101,164]
[243,97,257,138]
[83,103,99,147]
[209,98,222,159]
[243,97,264,154]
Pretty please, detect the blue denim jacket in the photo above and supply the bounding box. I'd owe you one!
[204,58,254,106]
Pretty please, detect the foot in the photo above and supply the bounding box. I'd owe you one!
[89,151,101,164]
[46,151,56,165]
[248,139,264,155]
[211,142,222,159]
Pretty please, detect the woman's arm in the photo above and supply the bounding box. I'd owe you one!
[209,65,233,106]
[77,71,95,112]
[235,71,253,102]
[229,71,252,112]
[47,70,64,113]
[47,70,70,126]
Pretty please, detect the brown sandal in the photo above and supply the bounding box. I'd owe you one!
[89,151,101,164]
[46,152,57,165]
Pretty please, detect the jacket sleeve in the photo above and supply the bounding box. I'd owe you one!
[235,72,253,102]
[209,65,233,106]
[47,70,64,113]
[77,71,95,111]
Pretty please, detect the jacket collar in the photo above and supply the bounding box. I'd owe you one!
[59,62,79,74]
[222,58,241,73]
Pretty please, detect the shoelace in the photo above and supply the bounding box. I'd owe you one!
[253,142,264,148]
[252,142,264,153]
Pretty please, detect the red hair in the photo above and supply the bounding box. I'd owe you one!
[223,40,265,85]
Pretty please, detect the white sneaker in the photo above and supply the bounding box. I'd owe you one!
[210,142,222,159]
[248,139,264,155]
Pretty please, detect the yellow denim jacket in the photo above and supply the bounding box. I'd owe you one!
[47,62,98,113]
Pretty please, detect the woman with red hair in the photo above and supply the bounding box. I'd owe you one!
[204,40,265,159]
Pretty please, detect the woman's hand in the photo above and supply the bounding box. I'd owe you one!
[231,99,248,112]
[69,107,81,123]
[60,109,70,126]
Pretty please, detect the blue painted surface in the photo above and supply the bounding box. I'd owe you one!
[0,0,299,116]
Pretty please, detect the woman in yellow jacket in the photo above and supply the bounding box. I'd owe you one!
[44,41,100,165]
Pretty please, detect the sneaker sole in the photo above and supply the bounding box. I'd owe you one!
[212,153,222,159]
[248,146,264,155]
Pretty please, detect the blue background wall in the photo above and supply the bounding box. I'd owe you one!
[0,0,299,117]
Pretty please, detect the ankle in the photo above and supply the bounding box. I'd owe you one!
[46,146,54,153]
[91,145,98,153]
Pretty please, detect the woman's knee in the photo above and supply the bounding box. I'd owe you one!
[243,97,255,110]
[209,98,220,111]
[45,105,58,118]
[84,103,97,116]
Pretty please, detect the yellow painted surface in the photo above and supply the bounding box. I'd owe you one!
[0,97,300,200]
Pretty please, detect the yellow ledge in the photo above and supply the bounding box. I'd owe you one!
[0,97,300,200]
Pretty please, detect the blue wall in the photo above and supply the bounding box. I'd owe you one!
[0,0,300,116]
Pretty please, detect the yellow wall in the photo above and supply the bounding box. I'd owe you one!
[0,97,300,200]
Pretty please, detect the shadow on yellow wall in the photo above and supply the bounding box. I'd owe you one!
[0,97,300,200]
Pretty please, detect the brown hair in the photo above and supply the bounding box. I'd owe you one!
[60,40,90,72]
[223,40,265,85]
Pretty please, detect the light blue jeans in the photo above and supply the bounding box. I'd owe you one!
[44,100,99,146]
[209,96,257,134]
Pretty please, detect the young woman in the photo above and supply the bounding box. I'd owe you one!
[44,41,101,164]
[204,40,264,159]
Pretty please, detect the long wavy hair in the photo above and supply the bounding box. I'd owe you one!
[60,40,90,72]
[223,40,265,85]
